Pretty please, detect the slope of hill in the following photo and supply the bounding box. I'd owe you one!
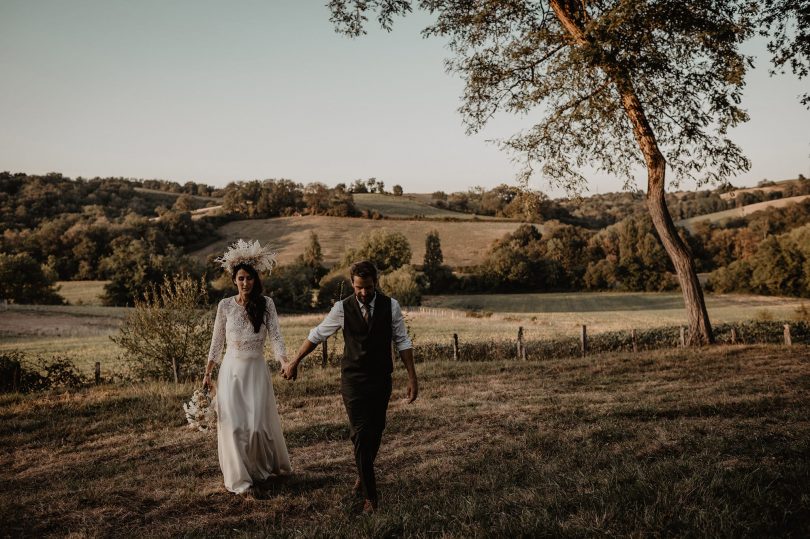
[718,178,803,201]
[190,215,528,268]
[676,194,810,231]
[352,193,508,220]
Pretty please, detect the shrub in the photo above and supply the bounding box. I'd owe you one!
[379,265,422,306]
[341,229,412,272]
[0,351,86,393]
[317,268,352,309]
[111,274,213,383]
[267,263,315,312]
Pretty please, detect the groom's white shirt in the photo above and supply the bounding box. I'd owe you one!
[307,293,413,352]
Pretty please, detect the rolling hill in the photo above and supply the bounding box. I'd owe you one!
[190,215,528,268]
[676,194,810,231]
[351,192,509,220]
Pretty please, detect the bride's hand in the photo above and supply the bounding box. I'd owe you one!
[281,360,298,381]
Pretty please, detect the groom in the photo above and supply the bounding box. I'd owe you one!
[282,260,418,513]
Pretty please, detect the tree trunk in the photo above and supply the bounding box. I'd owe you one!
[550,0,713,345]
[172,356,180,384]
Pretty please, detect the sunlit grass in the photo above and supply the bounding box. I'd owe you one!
[2,345,808,536]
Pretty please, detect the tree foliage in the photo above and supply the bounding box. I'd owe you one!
[342,229,412,272]
[111,274,213,383]
[0,252,63,304]
[329,0,755,189]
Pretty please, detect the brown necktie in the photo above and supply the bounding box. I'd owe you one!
[363,306,370,326]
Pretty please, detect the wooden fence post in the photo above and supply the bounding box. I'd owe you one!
[517,327,526,360]
[784,324,792,347]
[730,327,737,345]
[453,333,460,361]
[680,326,686,348]
[94,362,101,385]
[631,329,638,353]
[321,340,328,368]
[580,325,588,357]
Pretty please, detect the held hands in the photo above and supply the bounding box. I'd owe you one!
[202,372,212,390]
[280,360,299,381]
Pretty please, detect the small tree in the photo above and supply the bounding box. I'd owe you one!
[0,252,63,304]
[342,229,412,272]
[392,184,404,196]
[423,230,454,292]
[297,231,327,284]
[379,265,422,306]
[111,274,213,383]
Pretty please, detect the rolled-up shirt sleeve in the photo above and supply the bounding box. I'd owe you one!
[391,299,413,352]
[307,301,344,344]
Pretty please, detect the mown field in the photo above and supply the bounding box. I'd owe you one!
[189,215,525,268]
[2,345,808,537]
[352,193,507,220]
[3,292,807,378]
[676,193,810,231]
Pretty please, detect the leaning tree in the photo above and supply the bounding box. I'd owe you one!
[327,0,808,345]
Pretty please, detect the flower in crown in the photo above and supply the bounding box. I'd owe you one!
[215,239,277,276]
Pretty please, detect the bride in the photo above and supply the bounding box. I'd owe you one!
[203,239,291,496]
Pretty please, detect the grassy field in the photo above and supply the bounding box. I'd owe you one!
[352,193,507,220]
[190,215,525,267]
[3,293,807,377]
[2,345,808,537]
[676,193,810,231]
[55,280,109,306]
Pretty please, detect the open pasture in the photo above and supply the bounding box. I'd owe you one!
[2,345,808,536]
[55,280,109,306]
[352,192,506,220]
[190,215,525,268]
[2,292,806,377]
[676,193,810,231]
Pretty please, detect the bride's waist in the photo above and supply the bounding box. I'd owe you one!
[224,341,265,356]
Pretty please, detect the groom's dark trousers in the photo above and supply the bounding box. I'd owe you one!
[340,293,394,503]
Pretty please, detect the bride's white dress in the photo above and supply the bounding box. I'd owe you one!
[208,295,292,493]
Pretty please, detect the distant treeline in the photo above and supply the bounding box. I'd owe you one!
[3,171,810,306]
[429,177,810,229]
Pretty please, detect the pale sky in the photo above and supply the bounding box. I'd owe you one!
[1,0,808,197]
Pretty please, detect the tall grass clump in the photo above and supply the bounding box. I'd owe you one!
[111,274,213,383]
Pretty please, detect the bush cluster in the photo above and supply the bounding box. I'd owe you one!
[0,351,87,393]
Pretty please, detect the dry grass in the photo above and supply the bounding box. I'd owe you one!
[189,215,525,267]
[3,293,808,377]
[55,281,109,306]
[352,193,508,220]
[2,345,808,537]
[676,194,810,231]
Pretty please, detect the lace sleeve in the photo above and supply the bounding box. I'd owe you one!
[207,299,226,365]
[265,296,287,363]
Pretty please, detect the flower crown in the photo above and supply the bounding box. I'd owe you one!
[215,239,277,276]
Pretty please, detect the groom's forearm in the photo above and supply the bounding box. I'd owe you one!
[399,348,417,381]
[293,339,318,365]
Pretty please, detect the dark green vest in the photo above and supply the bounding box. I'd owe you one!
[341,293,393,380]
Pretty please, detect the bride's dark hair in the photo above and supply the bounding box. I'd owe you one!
[232,263,266,333]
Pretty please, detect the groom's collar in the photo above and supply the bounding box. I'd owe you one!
[355,292,377,310]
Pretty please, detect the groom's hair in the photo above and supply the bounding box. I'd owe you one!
[350,260,378,282]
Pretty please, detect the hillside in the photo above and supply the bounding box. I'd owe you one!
[190,215,527,268]
[719,178,804,201]
[352,193,508,220]
[676,194,810,231]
